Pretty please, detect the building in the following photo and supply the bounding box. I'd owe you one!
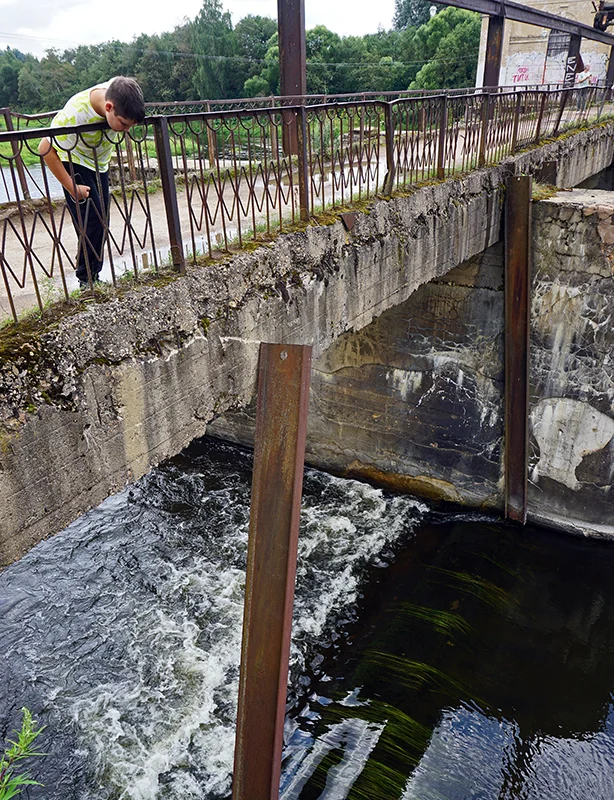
[475,0,610,86]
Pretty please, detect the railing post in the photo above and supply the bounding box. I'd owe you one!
[124,133,137,183]
[205,101,218,166]
[534,91,547,143]
[437,94,448,180]
[478,92,490,167]
[1,108,30,200]
[152,116,185,274]
[553,88,570,137]
[296,105,310,220]
[383,101,396,196]
[232,342,312,800]
[510,91,522,154]
[504,175,532,524]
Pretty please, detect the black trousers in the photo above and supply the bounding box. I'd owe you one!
[62,163,109,284]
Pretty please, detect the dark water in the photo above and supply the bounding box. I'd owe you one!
[1,438,614,799]
[281,520,614,799]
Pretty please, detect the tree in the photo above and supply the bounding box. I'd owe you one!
[0,49,25,108]
[188,0,238,100]
[234,14,277,85]
[393,0,443,29]
[410,9,481,89]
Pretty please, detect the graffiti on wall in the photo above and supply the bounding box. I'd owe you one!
[502,49,607,87]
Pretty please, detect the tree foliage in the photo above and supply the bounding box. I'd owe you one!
[5,0,481,113]
[410,8,482,90]
[393,0,443,29]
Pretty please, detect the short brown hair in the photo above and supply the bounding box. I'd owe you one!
[106,77,146,123]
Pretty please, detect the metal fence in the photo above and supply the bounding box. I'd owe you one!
[0,84,610,323]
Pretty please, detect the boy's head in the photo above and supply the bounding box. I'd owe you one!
[104,76,146,131]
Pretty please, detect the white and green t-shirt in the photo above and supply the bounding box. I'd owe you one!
[51,79,119,172]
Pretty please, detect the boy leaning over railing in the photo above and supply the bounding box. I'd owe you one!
[38,76,145,289]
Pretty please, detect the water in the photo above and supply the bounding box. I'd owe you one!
[0,438,427,799]
[2,439,614,799]
[282,519,614,799]
[0,165,63,203]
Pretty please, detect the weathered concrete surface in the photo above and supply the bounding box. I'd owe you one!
[211,245,505,508]
[529,189,614,538]
[1,123,614,564]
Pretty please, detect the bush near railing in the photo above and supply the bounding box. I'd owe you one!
[0,84,610,324]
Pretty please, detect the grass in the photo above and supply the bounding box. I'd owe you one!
[0,708,45,800]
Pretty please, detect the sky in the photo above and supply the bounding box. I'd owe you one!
[0,0,398,58]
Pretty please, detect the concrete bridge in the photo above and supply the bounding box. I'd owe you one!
[1,119,614,565]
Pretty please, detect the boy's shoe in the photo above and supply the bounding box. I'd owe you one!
[79,275,102,290]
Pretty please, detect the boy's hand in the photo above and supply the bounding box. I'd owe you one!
[73,184,90,202]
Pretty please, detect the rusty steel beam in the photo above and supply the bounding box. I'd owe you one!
[533,159,557,185]
[564,34,582,88]
[278,0,306,96]
[152,116,185,275]
[278,0,306,155]
[504,176,531,524]
[483,15,505,87]
[232,342,312,800]
[607,46,614,88]
[439,0,614,46]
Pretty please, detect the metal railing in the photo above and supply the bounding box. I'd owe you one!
[0,84,610,323]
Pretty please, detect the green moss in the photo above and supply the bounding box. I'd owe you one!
[532,182,559,202]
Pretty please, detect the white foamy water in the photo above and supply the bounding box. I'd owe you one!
[0,439,428,799]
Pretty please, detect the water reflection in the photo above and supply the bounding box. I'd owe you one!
[282,522,614,799]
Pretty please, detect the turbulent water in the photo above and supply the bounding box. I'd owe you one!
[0,438,428,799]
[4,437,614,800]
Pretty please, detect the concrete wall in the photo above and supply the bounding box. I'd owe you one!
[1,123,614,564]
[529,189,614,538]
[211,245,506,507]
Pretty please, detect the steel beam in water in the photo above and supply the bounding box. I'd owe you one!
[504,176,531,524]
[232,342,312,800]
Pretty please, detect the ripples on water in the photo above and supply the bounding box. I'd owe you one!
[3,438,614,799]
[282,519,614,800]
[0,438,428,799]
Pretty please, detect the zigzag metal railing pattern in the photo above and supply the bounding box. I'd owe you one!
[0,84,610,323]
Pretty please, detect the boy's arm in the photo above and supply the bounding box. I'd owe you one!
[38,138,90,201]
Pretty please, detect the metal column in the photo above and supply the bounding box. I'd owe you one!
[483,15,505,88]
[152,116,185,275]
[504,176,531,524]
[232,342,312,800]
[563,34,582,88]
[278,0,306,154]
[606,45,614,89]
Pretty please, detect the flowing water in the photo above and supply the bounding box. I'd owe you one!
[0,438,428,799]
[2,438,614,799]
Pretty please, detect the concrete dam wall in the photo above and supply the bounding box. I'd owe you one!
[1,122,614,564]
[214,188,614,538]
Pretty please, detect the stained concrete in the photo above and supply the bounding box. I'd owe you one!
[529,189,614,538]
[1,122,614,564]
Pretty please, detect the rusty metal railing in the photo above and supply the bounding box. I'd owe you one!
[0,84,611,323]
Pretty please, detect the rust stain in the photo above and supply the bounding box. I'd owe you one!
[345,460,464,504]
